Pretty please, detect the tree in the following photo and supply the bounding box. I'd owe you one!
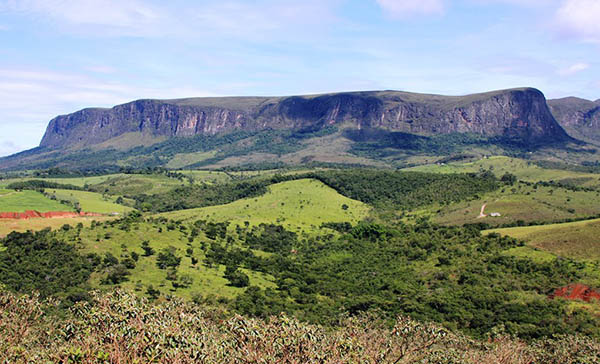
[500,172,517,185]
[156,247,181,269]
[141,240,155,256]
[224,265,249,287]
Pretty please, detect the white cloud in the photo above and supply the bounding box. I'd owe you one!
[469,0,551,6]
[0,0,340,39]
[558,62,590,76]
[2,0,162,36]
[375,0,446,17]
[555,0,600,43]
[0,67,219,155]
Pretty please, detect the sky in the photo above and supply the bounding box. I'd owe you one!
[0,0,599,156]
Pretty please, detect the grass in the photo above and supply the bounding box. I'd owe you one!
[0,190,73,213]
[158,178,371,233]
[0,217,114,237]
[501,246,557,264]
[0,174,125,188]
[178,170,232,183]
[418,182,600,227]
[45,189,134,214]
[406,156,600,189]
[486,218,600,261]
[75,221,276,300]
[166,151,217,169]
[88,174,191,195]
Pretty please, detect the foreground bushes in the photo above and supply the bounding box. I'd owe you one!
[1,289,599,363]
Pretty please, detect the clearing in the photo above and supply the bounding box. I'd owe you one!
[159,178,371,232]
[486,218,600,260]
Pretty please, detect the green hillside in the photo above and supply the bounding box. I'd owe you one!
[159,179,371,232]
[46,189,133,214]
[0,190,73,212]
[488,218,600,260]
[406,156,600,189]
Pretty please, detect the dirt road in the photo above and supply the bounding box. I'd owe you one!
[478,203,487,218]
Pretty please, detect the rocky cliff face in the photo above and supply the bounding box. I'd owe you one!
[548,97,600,144]
[40,88,570,149]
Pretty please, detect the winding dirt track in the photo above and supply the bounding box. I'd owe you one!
[477,204,487,218]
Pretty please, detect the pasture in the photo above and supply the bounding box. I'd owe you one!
[406,156,600,189]
[75,220,276,300]
[0,190,72,213]
[425,182,600,226]
[158,178,371,232]
[45,189,134,214]
[487,218,600,261]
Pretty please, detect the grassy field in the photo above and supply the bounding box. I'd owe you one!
[419,182,600,226]
[88,174,191,195]
[0,174,125,188]
[0,190,73,212]
[75,221,276,300]
[178,170,232,183]
[46,189,134,214]
[158,178,371,233]
[406,156,600,188]
[165,151,217,169]
[0,216,113,237]
[55,178,370,301]
[487,218,600,261]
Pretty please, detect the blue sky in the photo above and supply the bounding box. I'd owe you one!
[0,0,599,156]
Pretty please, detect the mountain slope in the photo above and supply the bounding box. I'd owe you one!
[41,88,569,149]
[548,97,600,145]
[1,88,577,171]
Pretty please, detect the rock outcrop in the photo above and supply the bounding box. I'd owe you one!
[40,88,570,149]
[548,97,600,144]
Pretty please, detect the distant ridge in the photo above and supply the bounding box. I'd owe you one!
[40,88,569,149]
[1,87,580,171]
[548,97,600,145]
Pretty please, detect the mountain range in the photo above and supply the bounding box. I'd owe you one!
[1,87,597,171]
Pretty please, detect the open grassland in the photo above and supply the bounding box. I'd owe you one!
[75,221,276,299]
[424,182,600,226]
[0,190,72,213]
[0,216,113,237]
[46,189,134,214]
[178,169,232,183]
[88,174,190,195]
[406,156,600,188]
[158,178,371,232]
[487,218,600,261]
[165,151,217,169]
[0,174,125,188]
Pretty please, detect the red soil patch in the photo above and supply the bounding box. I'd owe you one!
[0,210,102,220]
[550,283,600,302]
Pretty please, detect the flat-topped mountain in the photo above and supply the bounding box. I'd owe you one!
[0,88,579,171]
[42,88,568,149]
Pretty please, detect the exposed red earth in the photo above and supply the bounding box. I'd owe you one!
[0,210,102,219]
[550,284,600,302]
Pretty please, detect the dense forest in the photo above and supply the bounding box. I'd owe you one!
[2,216,598,340]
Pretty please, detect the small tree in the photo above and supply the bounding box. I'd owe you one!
[224,265,249,287]
[141,241,155,256]
[156,247,181,269]
[501,172,517,185]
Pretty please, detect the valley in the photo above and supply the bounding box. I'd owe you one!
[3,90,600,362]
